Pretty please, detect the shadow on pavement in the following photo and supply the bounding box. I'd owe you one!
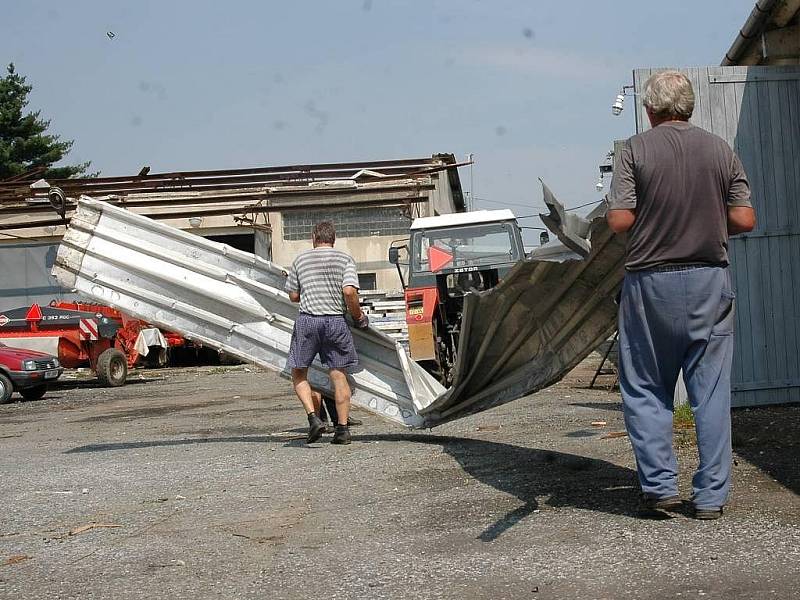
[732,406,800,497]
[52,378,159,390]
[65,432,640,538]
[357,434,640,540]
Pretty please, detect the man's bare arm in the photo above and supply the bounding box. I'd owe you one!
[289,291,300,303]
[728,206,756,235]
[343,286,364,320]
[607,208,636,233]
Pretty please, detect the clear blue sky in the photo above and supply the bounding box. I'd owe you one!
[2,0,754,230]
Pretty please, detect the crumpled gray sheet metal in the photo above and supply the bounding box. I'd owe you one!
[52,198,443,429]
[416,182,626,426]
[52,182,625,429]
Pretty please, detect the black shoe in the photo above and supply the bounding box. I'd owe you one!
[347,415,363,427]
[307,414,325,443]
[638,494,682,517]
[692,506,723,520]
[331,424,351,445]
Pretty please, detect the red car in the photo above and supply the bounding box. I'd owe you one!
[0,341,63,403]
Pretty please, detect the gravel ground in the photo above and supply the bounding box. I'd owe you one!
[0,361,798,600]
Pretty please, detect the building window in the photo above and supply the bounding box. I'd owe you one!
[358,273,377,290]
[283,207,411,241]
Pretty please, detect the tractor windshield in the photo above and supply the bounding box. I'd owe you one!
[412,221,521,274]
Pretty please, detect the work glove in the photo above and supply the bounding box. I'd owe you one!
[355,314,370,330]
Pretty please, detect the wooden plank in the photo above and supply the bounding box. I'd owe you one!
[728,74,751,390]
[633,68,656,133]
[759,79,785,391]
[730,240,750,387]
[738,70,766,234]
[786,83,800,383]
[710,72,800,83]
[757,80,779,232]
[789,232,800,383]
[733,379,800,392]
[768,82,789,229]
[745,238,769,385]
[773,81,799,383]
[768,235,788,385]
[693,67,713,132]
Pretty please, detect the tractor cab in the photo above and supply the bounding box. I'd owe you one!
[389,209,525,384]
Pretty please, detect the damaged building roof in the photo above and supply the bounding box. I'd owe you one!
[0,154,466,234]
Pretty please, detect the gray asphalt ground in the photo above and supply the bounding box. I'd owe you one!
[1,361,799,600]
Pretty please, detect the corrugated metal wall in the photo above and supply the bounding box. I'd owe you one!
[0,242,75,312]
[633,65,800,407]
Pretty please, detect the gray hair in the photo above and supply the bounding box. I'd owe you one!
[642,71,695,119]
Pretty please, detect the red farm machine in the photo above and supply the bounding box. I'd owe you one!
[0,300,180,387]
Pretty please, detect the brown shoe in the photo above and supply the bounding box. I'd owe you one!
[692,506,723,520]
[638,494,682,517]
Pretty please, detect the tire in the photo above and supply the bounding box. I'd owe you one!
[0,373,13,404]
[20,384,47,401]
[96,348,128,387]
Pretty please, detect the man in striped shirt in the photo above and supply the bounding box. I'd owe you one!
[285,221,369,445]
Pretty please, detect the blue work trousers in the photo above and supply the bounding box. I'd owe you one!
[618,266,735,510]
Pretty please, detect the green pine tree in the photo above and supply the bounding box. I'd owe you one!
[0,63,93,180]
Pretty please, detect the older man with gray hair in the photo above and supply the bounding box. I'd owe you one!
[607,70,756,519]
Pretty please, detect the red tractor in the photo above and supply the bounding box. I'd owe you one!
[388,209,526,385]
[0,301,130,386]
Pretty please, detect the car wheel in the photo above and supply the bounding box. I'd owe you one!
[96,348,128,387]
[0,373,13,404]
[20,384,47,401]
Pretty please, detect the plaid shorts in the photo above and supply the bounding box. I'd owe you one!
[287,313,358,370]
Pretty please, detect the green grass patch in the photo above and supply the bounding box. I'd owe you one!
[673,402,695,429]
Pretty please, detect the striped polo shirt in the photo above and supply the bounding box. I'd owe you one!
[285,247,360,316]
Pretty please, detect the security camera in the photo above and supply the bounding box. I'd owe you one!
[596,180,604,192]
[612,93,625,116]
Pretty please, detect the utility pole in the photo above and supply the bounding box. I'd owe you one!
[467,153,475,211]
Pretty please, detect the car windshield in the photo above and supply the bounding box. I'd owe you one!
[412,221,519,273]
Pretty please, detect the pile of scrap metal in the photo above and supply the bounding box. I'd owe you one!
[52,182,625,428]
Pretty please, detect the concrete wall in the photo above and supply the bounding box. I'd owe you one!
[269,211,404,290]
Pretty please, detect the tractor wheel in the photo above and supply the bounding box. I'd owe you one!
[0,373,13,404]
[20,384,47,401]
[96,348,128,387]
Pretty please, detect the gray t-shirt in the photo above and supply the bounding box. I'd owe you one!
[285,247,360,315]
[608,121,752,271]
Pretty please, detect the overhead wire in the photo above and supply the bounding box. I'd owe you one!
[473,195,604,214]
